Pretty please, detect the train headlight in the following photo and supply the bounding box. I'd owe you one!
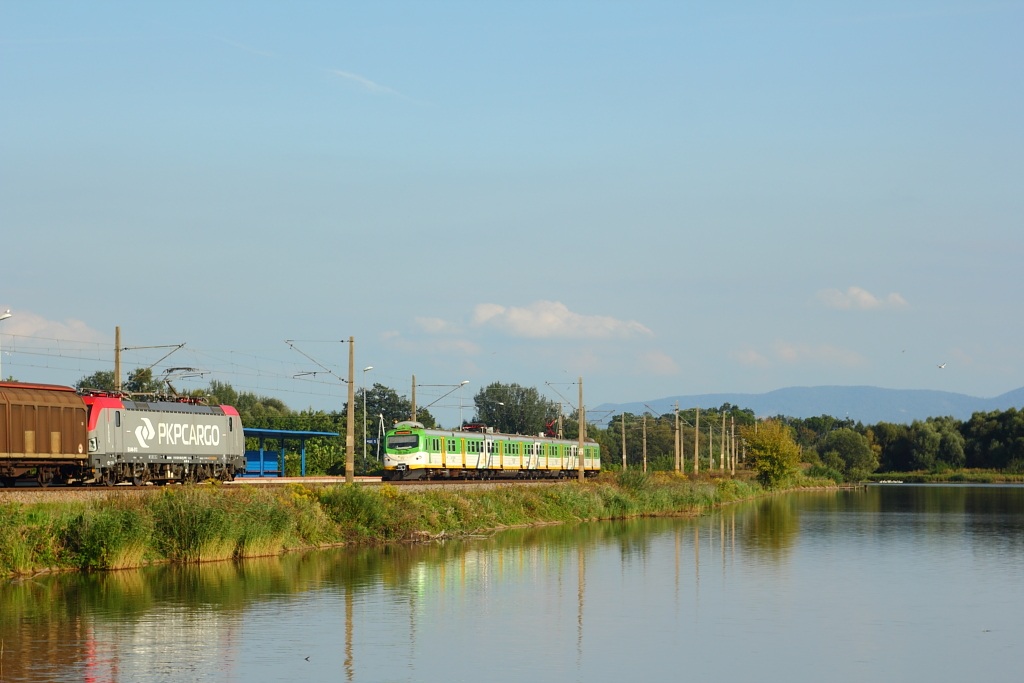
[88,437,98,453]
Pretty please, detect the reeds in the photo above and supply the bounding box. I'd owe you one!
[1,474,792,579]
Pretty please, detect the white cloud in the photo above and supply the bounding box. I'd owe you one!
[0,310,105,344]
[818,286,909,310]
[471,301,653,339]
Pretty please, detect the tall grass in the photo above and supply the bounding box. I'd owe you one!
[67,498,153,570]
[2,474,812,579]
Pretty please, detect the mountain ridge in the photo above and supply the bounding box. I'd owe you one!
[595,386,1024,425]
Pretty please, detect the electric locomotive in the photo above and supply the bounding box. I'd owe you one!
[382,420,601,481]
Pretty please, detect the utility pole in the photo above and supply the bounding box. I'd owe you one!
[694,407,700,475]
[730,416,736,475]
[674,403,680,472]
[621,412,627,471]
[642,414,648,473]
[114,326,122,393]
[720,411,727,472]
[411,374,416,422]
[345,336,355,484]
[577,376,585,482]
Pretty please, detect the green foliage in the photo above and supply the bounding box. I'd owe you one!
[473,382,558,435]
[820,428,878,481]
[319,484,413,541]
[67,500,153,570]
[617,468,651,491]
[149,488,236,562]
[76,370,116,391]
[807,463,845,483]
[741,420,801,488]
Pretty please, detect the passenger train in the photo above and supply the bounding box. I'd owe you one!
[0,382,245,486]
[382,420,601,480]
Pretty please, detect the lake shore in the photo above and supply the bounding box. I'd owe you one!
[1,471,831,580]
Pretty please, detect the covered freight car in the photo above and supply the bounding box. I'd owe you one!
[0,382,89,486]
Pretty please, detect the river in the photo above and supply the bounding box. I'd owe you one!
[1,484,1021,682]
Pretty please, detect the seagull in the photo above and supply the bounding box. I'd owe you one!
[937,363,946,369]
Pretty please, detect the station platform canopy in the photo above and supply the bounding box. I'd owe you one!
[242,427,339,478]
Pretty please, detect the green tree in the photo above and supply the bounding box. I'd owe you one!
[820,428,878,480]
[741,420,801,488]
[77,370,116,392]
[473,382,558,435]
[358,383,435,429]
[76,368,164,395]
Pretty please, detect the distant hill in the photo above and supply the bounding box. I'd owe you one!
[595,386,1024,425]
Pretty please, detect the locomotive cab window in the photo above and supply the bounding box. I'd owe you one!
[387,434,419,450]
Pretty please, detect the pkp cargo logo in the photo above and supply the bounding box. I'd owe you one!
[135,418,155,449]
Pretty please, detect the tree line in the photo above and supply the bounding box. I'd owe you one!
[71,371,1024,480]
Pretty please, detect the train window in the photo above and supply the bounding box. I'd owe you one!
[115,411,121,428]
[229,417,233,432]
[387,434,419,450]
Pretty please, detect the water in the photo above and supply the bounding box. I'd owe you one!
[2,484,1022,682]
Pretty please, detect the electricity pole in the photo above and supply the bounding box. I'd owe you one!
[345,336,355,484]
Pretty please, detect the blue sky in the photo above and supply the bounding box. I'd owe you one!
[2,1,1022,427]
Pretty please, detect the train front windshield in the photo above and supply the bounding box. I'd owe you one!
[387,434,420,451]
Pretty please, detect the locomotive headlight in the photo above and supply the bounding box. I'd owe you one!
[88,437,98,453]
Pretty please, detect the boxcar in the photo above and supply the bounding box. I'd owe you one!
[0,382,89,486]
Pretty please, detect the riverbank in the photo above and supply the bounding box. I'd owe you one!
[0,472,829,579]
[867,469,1024,484]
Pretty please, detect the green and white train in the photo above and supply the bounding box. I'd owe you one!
[382,421,601,481]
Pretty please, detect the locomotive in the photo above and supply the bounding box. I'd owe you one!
[0,382,245,486]
[382,420,601,481]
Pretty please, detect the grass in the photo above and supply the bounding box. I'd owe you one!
[1,473,816,580]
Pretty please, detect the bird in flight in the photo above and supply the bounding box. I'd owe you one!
[937,363,947,369]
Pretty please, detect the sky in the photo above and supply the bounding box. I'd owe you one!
[2,1,1023,428]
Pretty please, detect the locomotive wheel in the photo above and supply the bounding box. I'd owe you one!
[37,468,55,487]
[131,465,150,486]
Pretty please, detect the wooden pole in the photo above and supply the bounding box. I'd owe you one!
[674,403,680,472]
[114,326,121,393]
[346,336,355,484]
[694,407,700,475]
[720,411,727,471]
[577,376,585,482]
[642,414,648,473]
[621,412,627,470]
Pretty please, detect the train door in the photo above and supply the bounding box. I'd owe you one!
[483,436,494,470]
[530,441,541,470]
[111,410,124,458]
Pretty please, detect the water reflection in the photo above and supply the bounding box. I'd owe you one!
[3,485,1022,682]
